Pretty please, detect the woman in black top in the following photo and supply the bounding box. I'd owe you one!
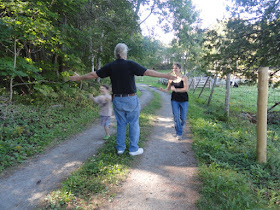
[160,63,189,140]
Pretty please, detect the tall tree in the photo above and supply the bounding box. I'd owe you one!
[226,0,280,83]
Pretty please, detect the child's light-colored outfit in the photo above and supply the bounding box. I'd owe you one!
[92,94,112,127]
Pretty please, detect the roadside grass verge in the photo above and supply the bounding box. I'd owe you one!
[188,86,280,209]
[44,91,161,209]
[0,87,100,173]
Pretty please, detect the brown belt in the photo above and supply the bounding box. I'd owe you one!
[113,93,136,97]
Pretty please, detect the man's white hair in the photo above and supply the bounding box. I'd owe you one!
[114,43,128,59]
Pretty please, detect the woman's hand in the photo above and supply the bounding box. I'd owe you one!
[171,86,176,92]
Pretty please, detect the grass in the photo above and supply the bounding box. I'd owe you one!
[135,77,280,209]
[189,85,280,209]
[43,90,161,209]
[194,85,280,113]
[0,87,100,173]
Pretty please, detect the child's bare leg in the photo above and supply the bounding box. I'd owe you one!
[104,126,110,136]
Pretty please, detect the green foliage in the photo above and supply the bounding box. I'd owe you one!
[0,0,141,100]
[0,57,16,76]
[0,57,42,92]
[202,0,280,82]
[0,89,99,172]
[165,0,204,74]
[229,0,280,67]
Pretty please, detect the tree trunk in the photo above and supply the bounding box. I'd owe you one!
[57,15,67,78]
[225,73,231,117]
[9,38,17,103]
[96,31,104,83]
[89,36,95,72]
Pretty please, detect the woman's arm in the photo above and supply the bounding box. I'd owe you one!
[159,80,172,93]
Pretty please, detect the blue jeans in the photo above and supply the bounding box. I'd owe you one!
[113,95,140,152]
[171,100,189,136]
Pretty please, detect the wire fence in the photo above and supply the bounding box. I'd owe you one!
[189,76,280,114]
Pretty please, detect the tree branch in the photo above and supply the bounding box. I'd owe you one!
[0,42,14,54]
[138,4,155,26]
[12,80,69,87]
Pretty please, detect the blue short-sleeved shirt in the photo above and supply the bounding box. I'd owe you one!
[96,59,147,94]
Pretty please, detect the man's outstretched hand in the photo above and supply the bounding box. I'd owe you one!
[167,72,176,80]
[69,72,80,81]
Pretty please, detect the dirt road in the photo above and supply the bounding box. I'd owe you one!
[101,87,200,210]
[0,84,200,210]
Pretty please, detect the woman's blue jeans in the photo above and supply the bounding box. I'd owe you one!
[171,100,189,136]
[113,95,140,152]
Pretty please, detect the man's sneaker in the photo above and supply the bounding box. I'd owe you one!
[117,150,124,155]
[103,135,110,140]
[129,148,144,156]
[177,135,183,140]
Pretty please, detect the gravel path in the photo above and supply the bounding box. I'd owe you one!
[101,87,200,210]
[0,84,200,210]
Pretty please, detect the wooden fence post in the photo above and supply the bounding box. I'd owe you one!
[257,67,268,164]
[198,76,210,98]
[207,75,217,106]
[188,78,194,89]
[193,77,201,94]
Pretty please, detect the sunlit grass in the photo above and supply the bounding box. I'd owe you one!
[196,85,280,113]
[189,86,280,209]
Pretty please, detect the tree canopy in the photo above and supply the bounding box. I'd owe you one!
[1,0,279,101]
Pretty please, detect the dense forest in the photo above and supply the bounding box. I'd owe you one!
[0,0,203,104]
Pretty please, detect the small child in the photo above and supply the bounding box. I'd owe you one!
[89,85,112,140]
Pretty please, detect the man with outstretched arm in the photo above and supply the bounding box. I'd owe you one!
[70,43,176,156]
